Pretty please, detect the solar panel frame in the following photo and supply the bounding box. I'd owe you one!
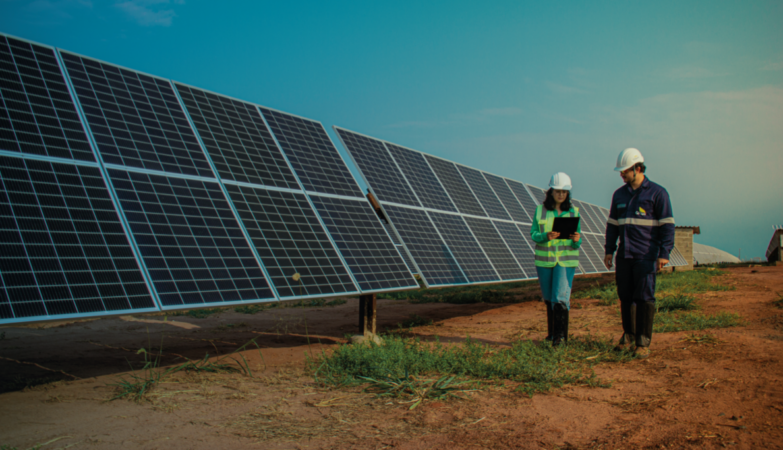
[383,141,457,212]
[504,179,537,222]
[581,200,605,235]
[425,156,487,217]
[483,173,530,223]
[426,211,499,283]
[527,184,547,205]
[0,35,96,162]
[259,107,363,198]
[308,195,418,293]
[333,127,420,208]
[585,203,607,233]
[456,165,511,221]
[580,234,608,273]
[463,217,525,281]
[0,155,159,323]
[571,199,596,233]
[381,204,467,287]
[59,51,215,178]
[172,82,300,190]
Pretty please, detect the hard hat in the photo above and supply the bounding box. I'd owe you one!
[615,148,644,172]
[548,172,572,191]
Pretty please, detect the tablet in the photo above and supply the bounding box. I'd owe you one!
[551,217,580,238]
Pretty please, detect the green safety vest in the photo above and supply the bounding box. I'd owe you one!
[531,205,581,268]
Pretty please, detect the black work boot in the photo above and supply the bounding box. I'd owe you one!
[552,303,568,347]
[634,301,656,357]
[614,301,637,352]
[545,302,554,341]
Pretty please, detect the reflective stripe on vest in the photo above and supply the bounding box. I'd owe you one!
[534,205,580,268]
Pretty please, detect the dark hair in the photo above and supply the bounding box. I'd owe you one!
[544,188,572,212]
[633,162,646,173]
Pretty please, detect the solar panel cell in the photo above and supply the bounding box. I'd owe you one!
[457,166,510,220]
[60,53,213,177]
[174,84,299,189]
[581,234,607,272]
[385,143,456,212]
[382,204,466,286]
[309,195,417,292]
[571,200,596,233]
[0,155,155,320]
[483,173,530,223]
[0,37,95,161]
[504,179,536,222]
[585,203,607,233]
[425,156,485,217]
[260,108,362,198]
[463,217,524,280]
[427,211,498,282]
[493,221,536,277]
[224,185,358,298]
[334,128,419,207]
[109,169,274,307]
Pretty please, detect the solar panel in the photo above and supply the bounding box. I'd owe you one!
[0,37,96,162]
[0,156,156,322]
[456,166,511,220]
[396,245,418,274]
[580,234,607,273]
[483,173,530,223]
[384,142,457,212]
[463,217,525,280]
[173,83,299,189]
[585,203,607,233]
[333,128,419,207]
[60,52,214,177]
[582,201,605,235]
[488,222,534,277]
[259,108,362,198]
[666,246,689,267]
[382,204,466,286]
[528,185,547,205]
[426,211,498,282]
[425,156,486,217]
[504,179,536,222]
[308,195,417,292]
[571,199,596,233]
[224,185,358,298]
[109,169,275,307]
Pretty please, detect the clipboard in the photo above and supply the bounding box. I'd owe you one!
[551,217,579,238]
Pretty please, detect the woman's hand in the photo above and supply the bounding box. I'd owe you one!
[570,232,580,242]
[547,231,560,240]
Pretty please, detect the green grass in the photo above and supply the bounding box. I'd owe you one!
[656,293,698,312]
[397,314,433,328]
[378,280,538,305]
[654,311,742,333]
[234,303,277,314]
[309,334,635,397]
[285,298,347,308]
[172,308,223,319]
[572,282,618,305]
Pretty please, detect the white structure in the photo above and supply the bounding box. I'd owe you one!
[692,242,740,265]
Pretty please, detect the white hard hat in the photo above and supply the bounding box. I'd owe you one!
[615,148,644,172]
[548,172,572,191]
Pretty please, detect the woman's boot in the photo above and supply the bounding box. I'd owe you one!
[545,302,554,341]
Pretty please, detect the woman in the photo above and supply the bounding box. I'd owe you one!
[530,172,582,346]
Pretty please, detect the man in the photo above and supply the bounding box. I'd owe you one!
[603,148,674,358]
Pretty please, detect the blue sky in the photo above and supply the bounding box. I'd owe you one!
[2,0,781,258]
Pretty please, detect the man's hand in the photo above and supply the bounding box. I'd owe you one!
[546,231,560,240]
[604,254,613,269]
[570,232,580,242]
[657,258,669,271]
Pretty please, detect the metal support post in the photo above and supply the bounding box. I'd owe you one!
[358,293,377,336]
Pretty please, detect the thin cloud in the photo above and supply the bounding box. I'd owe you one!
[115,0,184,27]
[545,81,588,95]
[665,66,728,79]
[760,60,783,71]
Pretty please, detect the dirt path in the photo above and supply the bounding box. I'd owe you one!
[1,266,782,449]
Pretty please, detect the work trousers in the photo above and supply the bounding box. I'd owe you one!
[615,258,657,305]
[536,264,576,310]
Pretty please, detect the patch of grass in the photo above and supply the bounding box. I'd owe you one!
[284,298,347,308]
[360,374,478,410]
[309,334,635,397]
[656,293,698,312]
[398,314,433,328]
[654,311,742,333]
[572,281,618,305]
[172,308,224,319]
[378,280,538,304]
[234,303,278,314]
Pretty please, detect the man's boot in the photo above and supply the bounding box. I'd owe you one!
[545,302,554,341]
[614,301,637,352]
[634,301,656,358]
[552,303,568,347]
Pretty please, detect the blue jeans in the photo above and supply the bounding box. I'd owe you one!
[536,265,576,310]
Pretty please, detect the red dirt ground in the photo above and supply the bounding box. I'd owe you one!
[1,265,782,449]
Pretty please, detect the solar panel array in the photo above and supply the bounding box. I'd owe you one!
[335,127,613,288]
[0,33,416,324]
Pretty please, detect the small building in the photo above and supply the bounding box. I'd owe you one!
[766,228,783,265]
[672,226,700,271]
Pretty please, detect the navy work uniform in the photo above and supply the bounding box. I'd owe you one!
[605,176,674,348]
